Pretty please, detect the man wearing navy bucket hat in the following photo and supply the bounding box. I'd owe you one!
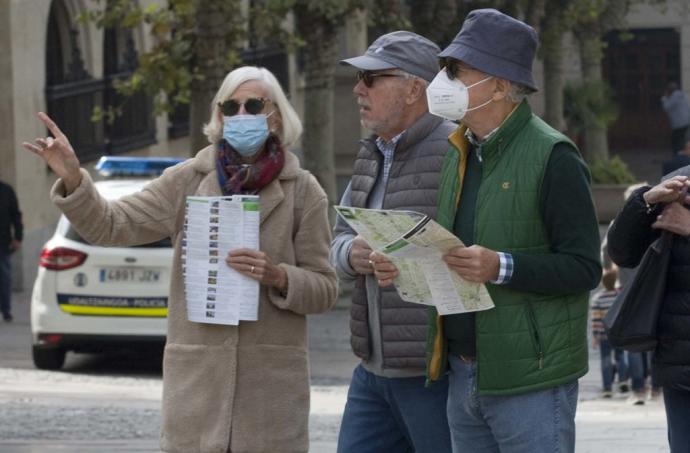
[420,9,602,452]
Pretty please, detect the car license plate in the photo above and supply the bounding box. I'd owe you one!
[99,267,161,283]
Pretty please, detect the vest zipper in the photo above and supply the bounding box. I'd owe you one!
[526,302,544,370]
[378,287,389,370]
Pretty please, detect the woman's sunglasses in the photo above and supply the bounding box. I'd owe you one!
[219,97,271,116]
[356,70,406,88]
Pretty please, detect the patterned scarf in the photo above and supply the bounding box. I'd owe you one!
[216,134,285,195]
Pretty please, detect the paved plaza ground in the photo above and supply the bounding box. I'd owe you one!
[0,287,671,452]
[307,301,670,453]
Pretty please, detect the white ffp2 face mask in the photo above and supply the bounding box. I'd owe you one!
[426,69,493,121]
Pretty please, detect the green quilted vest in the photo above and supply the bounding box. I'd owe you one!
[427,101,589,395]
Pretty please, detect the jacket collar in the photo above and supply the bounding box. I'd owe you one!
[447,100,532,171]
[192,143,301,225]
[480,100,531,160]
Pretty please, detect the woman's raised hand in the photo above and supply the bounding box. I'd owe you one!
[22,112,82,193]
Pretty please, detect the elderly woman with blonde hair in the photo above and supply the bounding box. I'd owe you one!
[24,66,337,453]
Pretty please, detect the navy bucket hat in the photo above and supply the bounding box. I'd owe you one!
[341,31,441,83]
[439,8,539,92]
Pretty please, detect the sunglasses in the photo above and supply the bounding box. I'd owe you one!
[356,70,406,88]
[442,58,475,81]
[218,97,271,116]
[443,59,462,81]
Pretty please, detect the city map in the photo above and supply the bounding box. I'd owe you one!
[335,206,495,315]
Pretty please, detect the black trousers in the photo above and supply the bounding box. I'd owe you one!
[0,252,10,316]
[663,387,690,453]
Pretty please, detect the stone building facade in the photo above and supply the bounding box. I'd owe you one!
[0,0,366,290]
[4,0,690,291]
[1,0,196,289]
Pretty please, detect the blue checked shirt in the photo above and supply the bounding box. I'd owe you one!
[464,127,513,285]
[375,132,405,185]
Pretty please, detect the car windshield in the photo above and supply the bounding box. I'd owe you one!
[64,225,172,248]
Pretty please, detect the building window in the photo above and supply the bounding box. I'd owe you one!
[167,99,190,139]
[44,0,157,162]
[604,28,680,150]
[242,46,290,93]
[103,26,156,154]
[45,0,105,162]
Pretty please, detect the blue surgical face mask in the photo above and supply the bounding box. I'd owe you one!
[222,114,271,156]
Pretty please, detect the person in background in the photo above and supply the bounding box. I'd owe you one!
[607,168,690,452]
[0,179,23,322]
[392,9,601,452]
[590,267,624,399]
[625,347,649,405]
[661,81,690,155]
[645,351,663,401]
[331,30,454,453]
[662,138,690,176]
[23,66,337,453]
[600,183,650,405]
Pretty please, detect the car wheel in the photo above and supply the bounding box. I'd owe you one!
[32,345,66,370]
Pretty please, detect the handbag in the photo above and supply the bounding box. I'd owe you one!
[603,231,673,352]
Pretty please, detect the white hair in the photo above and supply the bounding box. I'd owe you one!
[203,66,303,147]
[624,182,648,200]
[506,82,533,104]
[391,68,429,88]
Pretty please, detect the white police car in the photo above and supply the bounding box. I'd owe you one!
[30,157,185,370]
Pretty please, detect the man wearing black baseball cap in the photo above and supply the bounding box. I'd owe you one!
[331,30,453,453]
[422,9,601,452]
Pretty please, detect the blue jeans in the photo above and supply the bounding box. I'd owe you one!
[663,387,690,453]
[447,355,578,453]
[0,252,11,316]
[627,352,647,392]
[645,352,661,389]
[337,364,451,453]
[599,339,628,390]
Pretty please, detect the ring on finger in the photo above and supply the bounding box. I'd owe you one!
[250,265,255,273]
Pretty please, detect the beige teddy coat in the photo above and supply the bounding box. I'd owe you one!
[51,147,338,453]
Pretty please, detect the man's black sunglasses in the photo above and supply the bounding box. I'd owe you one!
[356,70,406,88]
[218,97,271,116]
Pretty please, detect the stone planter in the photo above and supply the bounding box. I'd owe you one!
[591,184,630,224]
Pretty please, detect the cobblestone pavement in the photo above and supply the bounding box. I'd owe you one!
[0,289,669,453]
